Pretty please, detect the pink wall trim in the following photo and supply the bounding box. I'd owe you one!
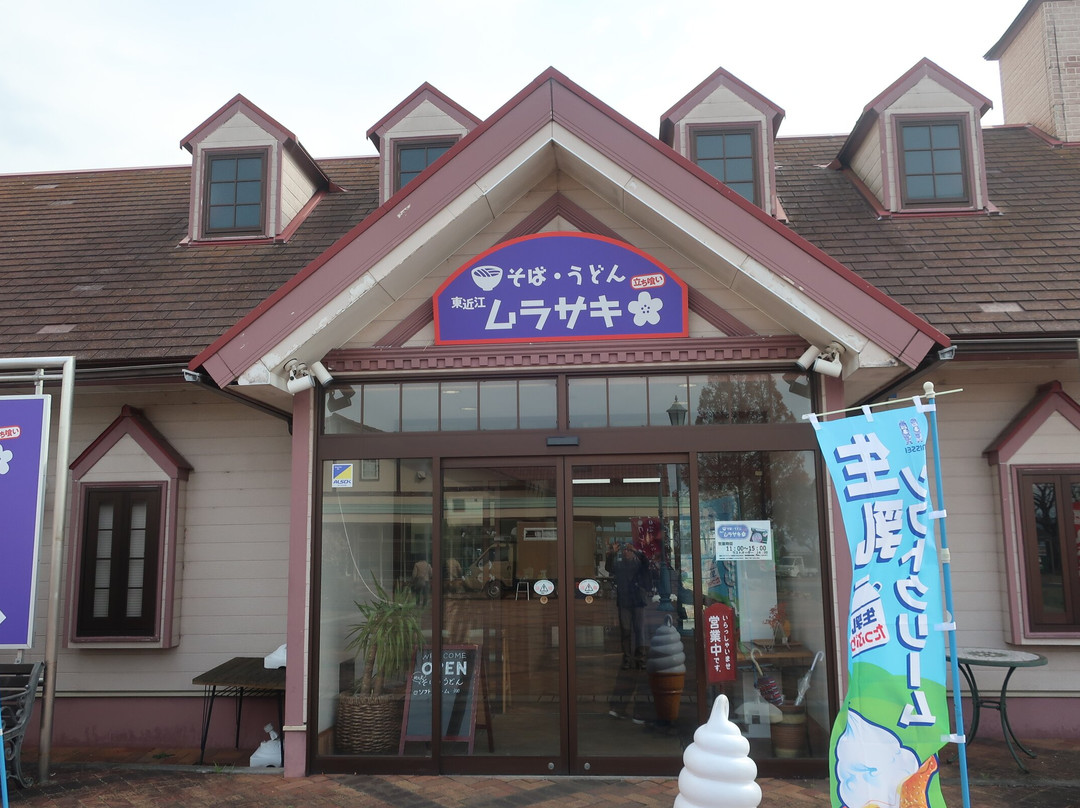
[821,374,852,699]
[20,695,279,750]
[285,389,313,777]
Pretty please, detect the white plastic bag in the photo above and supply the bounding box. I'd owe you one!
[263,643,286,669]
[249,723,282,768]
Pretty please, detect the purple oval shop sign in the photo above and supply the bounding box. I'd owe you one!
[434,232,688,345]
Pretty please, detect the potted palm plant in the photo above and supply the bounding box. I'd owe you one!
[335,577,424,754]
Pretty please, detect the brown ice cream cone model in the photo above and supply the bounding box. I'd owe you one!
[647,615,687,722]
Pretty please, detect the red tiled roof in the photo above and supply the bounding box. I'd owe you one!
[774,126,1080,337]
[0,158,378,365]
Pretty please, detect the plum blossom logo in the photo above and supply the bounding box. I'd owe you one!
[628,291,663,327]
[0,443,12,475]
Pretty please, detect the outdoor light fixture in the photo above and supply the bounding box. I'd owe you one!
[666,395,688,426]
[796,344,823,371]
[310,361,334,385]
[795,342,846,377]
[812,342,845,378]
[285,359,316,394]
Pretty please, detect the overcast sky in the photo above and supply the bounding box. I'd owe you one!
[1,0,1026,175]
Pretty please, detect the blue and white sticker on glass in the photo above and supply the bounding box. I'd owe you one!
[331,463,354,488]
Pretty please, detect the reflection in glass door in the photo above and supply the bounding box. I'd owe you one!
[571,463,693,766]
[439,465,563,764]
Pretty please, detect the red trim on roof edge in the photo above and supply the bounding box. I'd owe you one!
[181,94,295,151]
[837,58,993,166]
[985,0,1043,60]
[366,82,482,150]
[984,380,1080,465]
[70,405,192,478]
[660,65,785,144]
[190,68,948,382]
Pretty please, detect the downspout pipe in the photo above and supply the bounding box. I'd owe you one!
[181,368,293,433]
[854,346,955,408]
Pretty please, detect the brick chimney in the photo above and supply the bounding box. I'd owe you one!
[986,0,1080,142]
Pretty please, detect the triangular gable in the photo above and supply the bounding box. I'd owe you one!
[71,405,191,480]
[837,58,993,166]
[191,68,947,393]
[371,192,755,348]
[366,82,482,151]
[181,93,296,151]
[180,93,329,188]
[984,381,1080,465]
[659,65,786,145]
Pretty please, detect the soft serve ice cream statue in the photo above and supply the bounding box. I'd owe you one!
[835,710,938,808]
[673,694,761,808]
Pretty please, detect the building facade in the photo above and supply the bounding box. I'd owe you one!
[2,0,1079,780]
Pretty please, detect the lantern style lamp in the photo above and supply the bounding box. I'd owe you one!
[667,396,688,426]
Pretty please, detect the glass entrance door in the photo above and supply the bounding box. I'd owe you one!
[440,463,564,770]
[438,459,692,774]
[570,462,692,772]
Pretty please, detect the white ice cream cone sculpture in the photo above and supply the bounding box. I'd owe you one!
[674,694,761,808]
[646,615,686,723]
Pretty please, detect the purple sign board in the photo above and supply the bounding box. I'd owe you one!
[434,232,688,345]
[0,396,51,648]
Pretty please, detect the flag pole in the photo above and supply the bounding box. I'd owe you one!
[921,382,971,808]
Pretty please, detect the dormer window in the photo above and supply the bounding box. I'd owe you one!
[691,127,758,204]
[367,83,481,203]
[833,59,992,216]
[395,139,454,192]
[659,67,784,216]
[181,95,331,244]
[205,151,267,234]
[898,119,969,206]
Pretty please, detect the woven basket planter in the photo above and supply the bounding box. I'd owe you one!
[771,703,808,758]
[335,692,405,754]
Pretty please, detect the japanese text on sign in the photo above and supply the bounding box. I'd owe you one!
[434,232,688,344]
[831,417,937,729]
[714,520,773,561]
[703,602,736,683]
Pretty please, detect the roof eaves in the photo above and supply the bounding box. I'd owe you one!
[192,68,947,385]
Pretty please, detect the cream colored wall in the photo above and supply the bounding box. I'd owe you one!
[891,362,1080,697]
[1011,411,1080,463]
[281,151,318,229]
[850,131,884,201]
[343,171,789,349]
[999,3,1055,134]
[195,112,280,236]
[2,384,292,696]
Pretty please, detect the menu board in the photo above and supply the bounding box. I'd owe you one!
[399,645,480,753]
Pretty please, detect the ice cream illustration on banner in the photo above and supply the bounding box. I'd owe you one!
[835,710,938,808]
[674,694,761,808]
[646,614,686,723]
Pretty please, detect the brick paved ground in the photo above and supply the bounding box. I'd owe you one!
[6,738,1079,808]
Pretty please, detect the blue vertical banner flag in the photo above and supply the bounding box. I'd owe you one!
[0,395,51,649]
[814,404,948,808]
